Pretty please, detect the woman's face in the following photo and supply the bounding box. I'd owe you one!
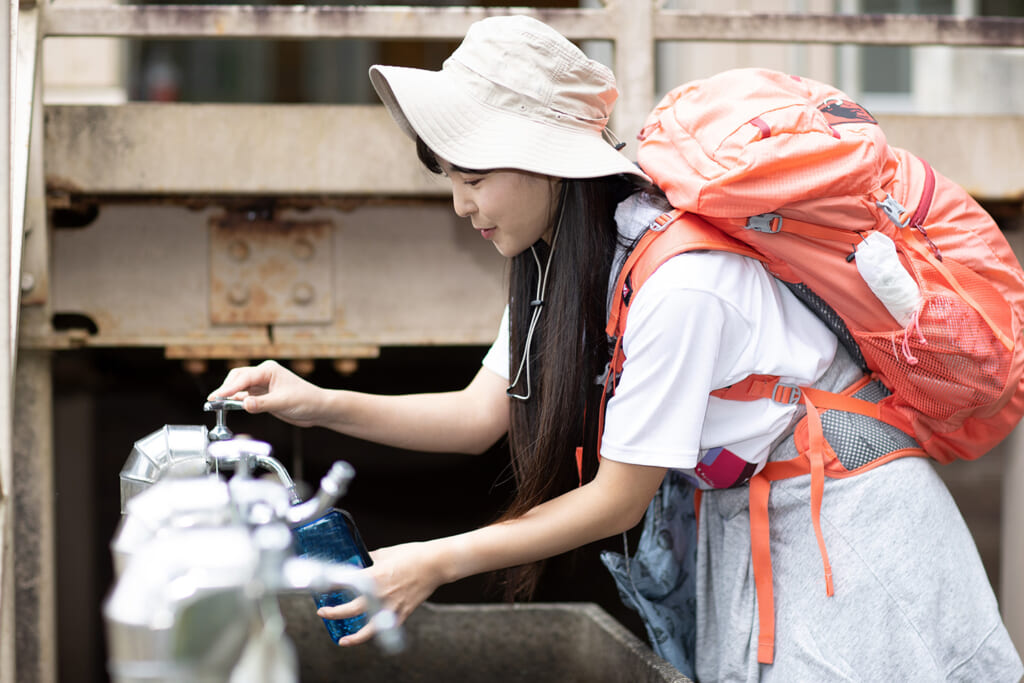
[439,159,560,258]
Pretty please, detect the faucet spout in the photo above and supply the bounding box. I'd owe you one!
[251,453,302,504]
[285,461,355,527]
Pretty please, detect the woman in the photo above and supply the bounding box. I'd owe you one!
[210,15,1022,681]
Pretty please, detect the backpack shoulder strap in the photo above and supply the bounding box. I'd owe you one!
[606,209,764,340]
[588,209,765,486]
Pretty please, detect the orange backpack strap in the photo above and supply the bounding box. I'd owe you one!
[585,210,763,487]
[711,374,882,421]
[606,210,763,344]
[598,209,868,664]
[722,370,904,664]
[598,210,861,665]
[602,209,763,416]
[747,391,838,664]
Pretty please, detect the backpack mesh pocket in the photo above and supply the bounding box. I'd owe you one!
[856,257,1014,423]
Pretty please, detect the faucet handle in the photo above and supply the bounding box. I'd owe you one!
[204,398,245,441]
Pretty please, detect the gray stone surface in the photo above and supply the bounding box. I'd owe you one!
[279,598,690,683]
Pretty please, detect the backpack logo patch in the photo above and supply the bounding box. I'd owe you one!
[818,97,877,126]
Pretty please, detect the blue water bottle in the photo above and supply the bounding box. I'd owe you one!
[292,508,373,641]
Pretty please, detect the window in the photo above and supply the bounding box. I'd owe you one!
[858,0,954,110]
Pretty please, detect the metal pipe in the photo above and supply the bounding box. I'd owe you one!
[0,0,15,677]
[252,454,301,505]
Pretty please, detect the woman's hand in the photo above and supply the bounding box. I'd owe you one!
[317,541,447,646]
[208,360,326,428]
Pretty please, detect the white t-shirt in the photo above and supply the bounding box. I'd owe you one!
[482,193,838,482]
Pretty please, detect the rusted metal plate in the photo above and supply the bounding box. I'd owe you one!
[209,216,333,325]
[39,204,263,347]
[29,202,506,354]
[269,204,508,347]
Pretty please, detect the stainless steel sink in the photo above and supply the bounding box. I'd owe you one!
[280,599,691,683]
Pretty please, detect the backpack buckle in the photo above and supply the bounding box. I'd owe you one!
[746,213,783,233]
[771,382,803,405]
[875,193,910,228]
[652,210,683,232]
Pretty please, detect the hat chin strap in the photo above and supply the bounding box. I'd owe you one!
[602,126,626,151]
[506,184,568,401]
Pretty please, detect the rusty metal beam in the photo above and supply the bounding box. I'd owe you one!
[42,5,615,40]
[653,11,1024,47]
[39,5,1024,47]
[42,105,1024,202]
[43,104,449,198]
[164,343,381,360]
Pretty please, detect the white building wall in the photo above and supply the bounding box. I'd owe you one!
[43,0,126,104]
[655,0,837,98]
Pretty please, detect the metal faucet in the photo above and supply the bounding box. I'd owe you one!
[206,436,308,506]
[105,433,403,683]
[119,400,303,511]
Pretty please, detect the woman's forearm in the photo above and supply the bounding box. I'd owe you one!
[319,438,667,643]
[316,367,510,455]
[431,459,667,583]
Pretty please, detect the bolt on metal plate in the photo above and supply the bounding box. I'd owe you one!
[209,216,334,324]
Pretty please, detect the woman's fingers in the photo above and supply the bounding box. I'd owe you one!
[209,368,258,401]
[336,619,376,647]
[208,362,280,402]
[316,596,376,647]
[317,595,368,621]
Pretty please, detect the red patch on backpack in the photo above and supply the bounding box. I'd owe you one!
[819,98,877,126]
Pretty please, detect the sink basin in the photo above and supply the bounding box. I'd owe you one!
[279,598,690,683]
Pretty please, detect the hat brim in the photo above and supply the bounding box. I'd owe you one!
[369,64,649,181]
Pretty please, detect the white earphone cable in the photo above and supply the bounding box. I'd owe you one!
[506,189,566,401]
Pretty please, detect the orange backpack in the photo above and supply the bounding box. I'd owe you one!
[605,68,1024,664]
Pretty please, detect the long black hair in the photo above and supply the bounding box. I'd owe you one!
[416,137,650,599]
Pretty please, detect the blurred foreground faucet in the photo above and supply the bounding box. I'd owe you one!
[104,424,403,683]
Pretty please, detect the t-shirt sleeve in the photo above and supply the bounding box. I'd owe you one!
[600,281,747,470]
[481,305,510,381]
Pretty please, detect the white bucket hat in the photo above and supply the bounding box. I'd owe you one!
[368,15,649,181]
